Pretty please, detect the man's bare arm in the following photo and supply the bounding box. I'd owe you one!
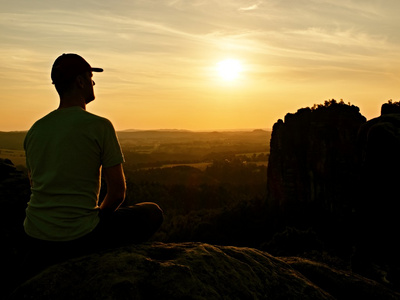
[100,163,126,216]
[28,170,32,187]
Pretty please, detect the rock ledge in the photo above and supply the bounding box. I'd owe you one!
[11,242,399,300]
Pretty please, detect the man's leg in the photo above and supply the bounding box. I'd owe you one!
[20,203,163,281]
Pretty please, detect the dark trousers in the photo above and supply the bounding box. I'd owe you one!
[21,202,163,281]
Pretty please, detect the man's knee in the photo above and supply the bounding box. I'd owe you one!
[100,202,164,245]
[137,202,164,230]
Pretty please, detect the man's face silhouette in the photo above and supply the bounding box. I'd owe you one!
[82,72,96,104]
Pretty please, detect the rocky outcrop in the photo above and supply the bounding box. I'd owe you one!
[352,111,400,286]
[9,242,400,300]
[266,100,400,290]
[0,159,30,297]
[266,100,366,237]
[282,256,400,300]
[0,159,30,226]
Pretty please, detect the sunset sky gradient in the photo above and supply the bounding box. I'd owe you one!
[1,0,400,131]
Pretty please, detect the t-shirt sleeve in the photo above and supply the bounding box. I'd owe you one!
[100,119,125,168]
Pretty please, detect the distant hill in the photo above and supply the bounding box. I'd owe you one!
[121,128,270,133]
[121,129,192,133]
[117,129,270,142]
[0,130,271,152]
[0,132,27,150]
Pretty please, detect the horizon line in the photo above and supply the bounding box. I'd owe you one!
[0,127,272,133]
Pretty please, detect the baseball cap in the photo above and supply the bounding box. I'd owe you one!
[51,53,103,84]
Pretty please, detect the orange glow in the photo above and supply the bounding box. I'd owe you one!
[0,2,398,131]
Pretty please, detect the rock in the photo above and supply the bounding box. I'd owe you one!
[265,101,366,261]
[283,257,400,300]
[353,111,400,286]
[0,158,18,181]
[0,159,30,297]
[0,158,30,232]
[265,100,400,290]
[267,100,366,224]
[10,242,400,300]
[356,113,400,213]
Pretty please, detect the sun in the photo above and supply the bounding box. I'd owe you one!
[216,59,243,81]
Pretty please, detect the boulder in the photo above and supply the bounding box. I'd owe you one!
[10,242,400,300]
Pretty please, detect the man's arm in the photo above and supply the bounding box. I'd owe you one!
[100,163,126,216]
[28,170,32,187]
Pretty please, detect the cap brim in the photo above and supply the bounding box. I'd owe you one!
[92,67,103,72]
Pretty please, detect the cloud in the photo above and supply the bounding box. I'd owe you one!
[1,2,400,97]
[238,3,261,11]
[312,0,386,19]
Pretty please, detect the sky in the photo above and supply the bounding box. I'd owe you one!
[1,0,400,131]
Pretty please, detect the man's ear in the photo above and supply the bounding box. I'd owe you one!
[76,74,85,88]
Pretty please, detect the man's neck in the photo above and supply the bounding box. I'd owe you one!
[58,95,86,110]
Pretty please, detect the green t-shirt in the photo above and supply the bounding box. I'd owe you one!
[24,106,124,241]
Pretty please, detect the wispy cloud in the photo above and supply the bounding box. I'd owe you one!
[239,2,261,11]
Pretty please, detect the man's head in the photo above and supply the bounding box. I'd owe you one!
[51,53,103,104]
